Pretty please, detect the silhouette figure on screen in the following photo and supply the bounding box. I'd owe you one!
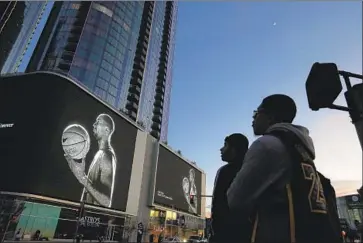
[63,114,117,208]
[182,168,198,214]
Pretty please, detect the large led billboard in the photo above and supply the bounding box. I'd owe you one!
[0,72,137,211]
[154,145,202,215]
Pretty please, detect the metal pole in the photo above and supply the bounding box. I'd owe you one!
[73,200,84,243]
[354,120,363,151]
[345,83,363,151]
[1,215,12,243]
[74,177,89,243]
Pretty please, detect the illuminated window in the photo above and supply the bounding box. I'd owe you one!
[71,3,80,10]
[123,22,130,32]
[165,211,176,220]
[150,210,159,217]
[92,3,113,18]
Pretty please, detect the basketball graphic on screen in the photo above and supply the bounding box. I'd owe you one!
[61,124,90,160]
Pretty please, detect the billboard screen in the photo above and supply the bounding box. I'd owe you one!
[154,146,202,215]
[0,72,137,211]
[345,194,363,209]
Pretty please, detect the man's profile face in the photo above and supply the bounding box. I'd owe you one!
[252,106,272,136]
[220,141,235,163]
[93,117,110,140]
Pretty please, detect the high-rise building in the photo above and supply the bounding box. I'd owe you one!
[26,1,177,141]
[0,1,50,74]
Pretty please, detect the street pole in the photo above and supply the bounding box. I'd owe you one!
[1,215,12,243]
[73,200,85,243]
[74,177,89,243]
[344,82,363,150]
[339,72,363,193]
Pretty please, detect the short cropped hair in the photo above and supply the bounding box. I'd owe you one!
[225,133,249,150]
[260,94,297,123]
[99,114,115,133]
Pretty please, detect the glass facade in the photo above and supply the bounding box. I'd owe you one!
[70,1,143,110]
[36,2,143,110]
[25,1,177,141]
[137,1,166,132]
[0,1,50,74]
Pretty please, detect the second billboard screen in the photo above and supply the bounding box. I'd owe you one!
[154,146,202,215]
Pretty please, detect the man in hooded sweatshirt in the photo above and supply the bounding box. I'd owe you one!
[209,133,249,243]
[227,94,341,243]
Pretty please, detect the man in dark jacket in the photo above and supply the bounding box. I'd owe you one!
[209,133,249,243]
[227,94,341,243]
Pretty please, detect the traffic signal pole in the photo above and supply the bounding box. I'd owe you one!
[341,72,363,149]
[305,63,363,192]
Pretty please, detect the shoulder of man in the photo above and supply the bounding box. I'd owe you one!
[250,134,288,153]
[213,165,226,186]
[215,163,236,182]
[241,134,292,177]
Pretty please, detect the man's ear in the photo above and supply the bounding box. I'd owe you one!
[230,147,237,156]
[268,115,276,125]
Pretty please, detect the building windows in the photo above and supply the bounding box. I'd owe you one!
[101,60,112,73]
[96,77,109,90]
[120,29,129,42]
[69,66,80,77]
[108,85,117,97]
[114,60,122,71]
[112,67,121,78]
[99,68,111,81]
[106,94,116,106]
[83,72,97,87]
[86,61,97,71]
[105,43,116,55]
[123,22,130,32]
[95,87,106,99]
[92,3,113,18]
[90,52,101,64]
[72,57,86,68]
[103,51,114,64]
[95,28,107,37]
[77,48,88,58]
[71,3,80,10]
[110,76,118,87]
[93,37,106,50]
[109,36,118,48]
[109,28,118,40]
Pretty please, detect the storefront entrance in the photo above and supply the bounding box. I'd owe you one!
[148,208,205,242]
[0,196,128,241]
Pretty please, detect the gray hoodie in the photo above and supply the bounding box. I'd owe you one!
[226,123,315,243]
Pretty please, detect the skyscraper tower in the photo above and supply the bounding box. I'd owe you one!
[0,1,49,74]
[26,1,177,141]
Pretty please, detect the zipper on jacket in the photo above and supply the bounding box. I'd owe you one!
[286,183,296,243]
